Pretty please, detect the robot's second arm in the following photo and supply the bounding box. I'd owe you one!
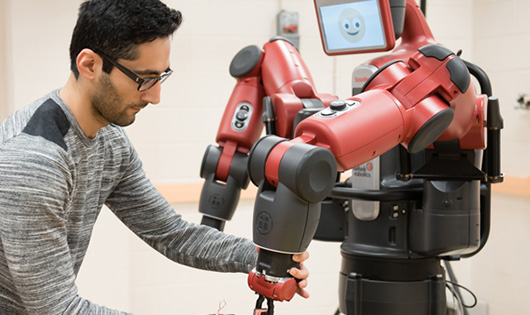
[199,38,336,230]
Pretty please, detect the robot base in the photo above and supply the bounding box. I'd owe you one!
[338,252,446,315]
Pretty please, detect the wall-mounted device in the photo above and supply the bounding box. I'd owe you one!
[277,11,300,50]
[516,94,530,109]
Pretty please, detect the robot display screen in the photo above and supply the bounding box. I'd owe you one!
[315,0,394,55]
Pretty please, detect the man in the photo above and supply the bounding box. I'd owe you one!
[0,0,309,313]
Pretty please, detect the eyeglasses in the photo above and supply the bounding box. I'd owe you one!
[98,53,173,92]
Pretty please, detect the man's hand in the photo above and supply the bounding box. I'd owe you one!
[289,251,310,298]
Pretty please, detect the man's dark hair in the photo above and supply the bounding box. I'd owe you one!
[69,0,182,78]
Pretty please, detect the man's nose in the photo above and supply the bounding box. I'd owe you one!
[140,82,161,105]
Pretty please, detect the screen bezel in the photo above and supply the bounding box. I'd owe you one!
[314,0,396,56]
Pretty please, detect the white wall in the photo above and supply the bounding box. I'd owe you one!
[473,0,530,177]
[0,0,12,121]
[2,0,530,314]
[454,0,530,314]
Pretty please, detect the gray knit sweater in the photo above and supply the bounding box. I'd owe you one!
[0,90,257,314]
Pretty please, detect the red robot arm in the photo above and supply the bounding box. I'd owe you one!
[199,39,336,230]
[293,44,485,172]
[198,45,265,230]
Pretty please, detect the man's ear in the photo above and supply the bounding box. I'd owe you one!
[76,48,102,81]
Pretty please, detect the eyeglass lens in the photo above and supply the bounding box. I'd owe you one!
[138,71,172,92]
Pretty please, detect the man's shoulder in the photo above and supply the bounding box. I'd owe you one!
[0,93,73,166]
[0,92,68,147]
[22,98,71,151]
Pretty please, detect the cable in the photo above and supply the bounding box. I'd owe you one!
[446,280,478,309]
[446,282,465,315]
[444,260,468,315]
[462,58,493,97]
[444,261,478,315]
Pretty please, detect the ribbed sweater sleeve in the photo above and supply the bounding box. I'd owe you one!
[105,137,257,273]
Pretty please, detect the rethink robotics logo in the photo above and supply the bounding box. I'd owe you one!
[257,212,273,235]
[353,162,374,178]
[208,194,225,209]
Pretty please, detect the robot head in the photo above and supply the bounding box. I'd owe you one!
[338,8,366,43]
[315,0,405,55]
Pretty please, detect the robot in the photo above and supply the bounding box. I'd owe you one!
[197,0,503,314]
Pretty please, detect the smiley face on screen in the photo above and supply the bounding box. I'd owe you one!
[338,8,366,43]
